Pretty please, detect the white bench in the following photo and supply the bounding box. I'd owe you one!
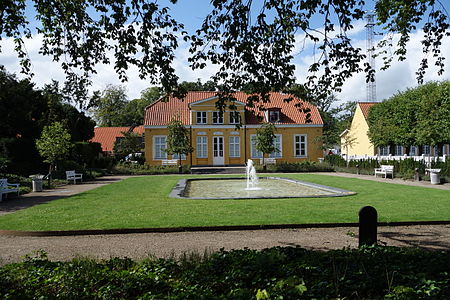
[374,165,394,179]
[161,159,178,166]
[66,170,83,184]
[260,158,276,165]
[0,178,20,201]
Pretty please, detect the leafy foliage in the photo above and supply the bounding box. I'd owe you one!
[368,81,450,147]
[255,161,334,173]
[166,118,194,165]
[0,67,96,174]
[35,122,73,171]
[255,123,277,165]
[89,85,128,127]
[113,131,144,159]
[1,247,450,299]
[1,1,449,105]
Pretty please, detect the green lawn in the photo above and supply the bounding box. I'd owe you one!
[0,174,449,231]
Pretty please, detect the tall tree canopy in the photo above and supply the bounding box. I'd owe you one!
[89,85,128,127]
[1,0,448,107]
[0,67,95,174]
[367,81,450,148]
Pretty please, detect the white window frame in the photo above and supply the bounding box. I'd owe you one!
[269,134,282,158]
[229,136,240,158]
[394,145,403,156]
[423,145,431,155]
[250,135,263,158]
[409,146,418,156]
[269,110,280,122]
[294,134,307,157]
[229,111,240,124]
[196,111,207,124]
[153,136,167,160]
[212,111,224,124]
[379,146,390,156]
[196,136,208,158]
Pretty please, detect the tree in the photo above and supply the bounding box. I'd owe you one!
[0,67,48,174]
[42,81,96,141]
[166,118,194,172]
[36,122,73,173]
[2,1,448,106]
[0,67,96,174]
[368,81,450,152]
[255,123,277,169]
[89,85,128,127]
[113,132,144,160]
[140,86,164,104]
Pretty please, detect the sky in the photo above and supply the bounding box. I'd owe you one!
[1,0,449,105]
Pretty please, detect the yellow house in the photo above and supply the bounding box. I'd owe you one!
[144,91,324,166]
[340,102,376,157]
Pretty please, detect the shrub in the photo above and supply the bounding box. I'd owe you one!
[112,162,191,175]
[1,247,450,299]
[256,161,334,173]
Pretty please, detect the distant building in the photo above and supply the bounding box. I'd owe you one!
[90,126,144,155]
[143,91,324,166]
[340,102,376,157]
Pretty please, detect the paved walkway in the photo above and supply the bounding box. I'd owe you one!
[316,172,450,190]
[0,175,134,216]
[0,172,449,264]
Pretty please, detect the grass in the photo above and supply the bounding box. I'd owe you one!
[0,174,449,231]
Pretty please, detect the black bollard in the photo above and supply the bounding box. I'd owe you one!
[359,206,378,247]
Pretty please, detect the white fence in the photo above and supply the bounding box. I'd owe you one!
[342,154,447,165]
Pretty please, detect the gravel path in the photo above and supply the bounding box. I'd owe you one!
[1,173,449,265]
[1,225,450,264]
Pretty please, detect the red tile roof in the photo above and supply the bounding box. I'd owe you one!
[90,126,144,152]
[144,91,323,126]
[358,102,376,120]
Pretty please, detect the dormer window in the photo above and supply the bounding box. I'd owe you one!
[213,111,224,124]
[269,110,280,122]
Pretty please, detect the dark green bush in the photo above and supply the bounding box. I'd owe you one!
[256,161,334,173]
[112,162,191,175]
[1,246,449,299]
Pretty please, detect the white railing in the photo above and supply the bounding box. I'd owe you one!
[342,154,447,165]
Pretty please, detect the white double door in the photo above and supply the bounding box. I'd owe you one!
[212,136,224,165]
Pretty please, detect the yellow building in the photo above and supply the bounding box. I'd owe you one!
[340,102,376,157]
[144,91,324,166]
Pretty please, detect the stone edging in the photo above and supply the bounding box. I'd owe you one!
[1,221,449,237]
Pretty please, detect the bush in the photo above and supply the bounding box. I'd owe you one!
[256,161,334,173]
[1,246,449,299]
[112,162,191,175]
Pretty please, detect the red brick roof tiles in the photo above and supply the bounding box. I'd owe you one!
[358,102,376,120]
[90,126,144,152]
[144,91,323,126]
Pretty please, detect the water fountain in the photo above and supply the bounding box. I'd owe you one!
[169,161,356,199]
[245,159,261,190]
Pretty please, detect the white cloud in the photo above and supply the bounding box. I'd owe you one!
[292,27,450,105]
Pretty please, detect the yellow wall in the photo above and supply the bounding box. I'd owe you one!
[145,126,323,166]
[340,105,376,156]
